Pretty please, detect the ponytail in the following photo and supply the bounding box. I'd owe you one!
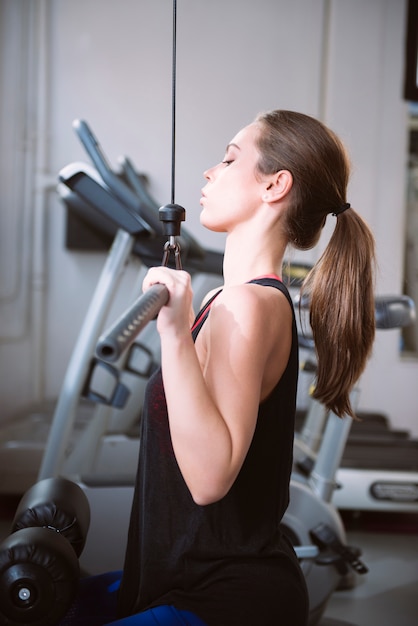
[255,110,376,418]
[301,209,376,418]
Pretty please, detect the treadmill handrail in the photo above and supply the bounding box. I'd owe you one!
[294,293,416,330]
[374,295,416,330]
[73,119,162,234]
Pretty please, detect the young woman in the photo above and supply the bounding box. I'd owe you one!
[60,110,375,626]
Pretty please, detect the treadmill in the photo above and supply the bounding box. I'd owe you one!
[334,299,418,512]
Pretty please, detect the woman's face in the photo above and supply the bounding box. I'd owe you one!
[199,122,266,232]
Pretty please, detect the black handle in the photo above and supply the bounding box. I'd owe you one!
[96,284,169,363]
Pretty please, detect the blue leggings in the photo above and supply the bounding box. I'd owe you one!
[59,571,207,626]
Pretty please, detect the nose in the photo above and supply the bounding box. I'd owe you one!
[203,164,216,181]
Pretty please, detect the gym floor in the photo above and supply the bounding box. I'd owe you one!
[318,511,418,626]
[0,499,417,626]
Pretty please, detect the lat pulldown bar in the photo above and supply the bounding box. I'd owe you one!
[95,202,185,363]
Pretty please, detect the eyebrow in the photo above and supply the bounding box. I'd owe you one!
[225,142,241,152]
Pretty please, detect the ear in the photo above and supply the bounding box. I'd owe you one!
[262,170,293,203]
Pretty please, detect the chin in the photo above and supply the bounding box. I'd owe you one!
[200,214,226,233]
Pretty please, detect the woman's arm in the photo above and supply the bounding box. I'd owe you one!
[143,267,292,505]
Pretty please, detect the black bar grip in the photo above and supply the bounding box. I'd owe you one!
[96,283,169,362]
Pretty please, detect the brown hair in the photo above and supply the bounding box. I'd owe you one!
[255,110,376,418]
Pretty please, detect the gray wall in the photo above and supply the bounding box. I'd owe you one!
[0,0,416,434]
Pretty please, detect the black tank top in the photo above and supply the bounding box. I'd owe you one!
[118,278,308,625]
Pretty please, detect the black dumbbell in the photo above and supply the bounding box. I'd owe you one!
[0,477,90,626]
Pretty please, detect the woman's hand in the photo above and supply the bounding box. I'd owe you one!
[142,266,194,335]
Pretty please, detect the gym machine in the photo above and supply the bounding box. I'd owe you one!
[0,477,90,625]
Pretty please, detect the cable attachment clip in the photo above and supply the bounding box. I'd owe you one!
[162,239,182,269]
[159,202,186,270]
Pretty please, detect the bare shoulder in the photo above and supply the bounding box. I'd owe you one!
[210,282,292,336]
[196,282,293,402]
[215,281,291,315]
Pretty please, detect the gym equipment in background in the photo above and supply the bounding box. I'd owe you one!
[0,119,224,496]
[38,119,223,483]
[336,291,418,511]
[0,477,90,626]
[293,294,418,514]
[282,293,416,625]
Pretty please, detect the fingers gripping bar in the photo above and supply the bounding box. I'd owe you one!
[96,203,185,363]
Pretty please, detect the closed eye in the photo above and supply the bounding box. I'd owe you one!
[222,160,234,166]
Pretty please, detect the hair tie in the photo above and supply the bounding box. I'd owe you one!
[332,202,351,217]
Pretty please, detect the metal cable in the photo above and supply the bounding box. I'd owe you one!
[171,0,177,204]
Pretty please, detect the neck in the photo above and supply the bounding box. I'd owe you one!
[222,225,288,286]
